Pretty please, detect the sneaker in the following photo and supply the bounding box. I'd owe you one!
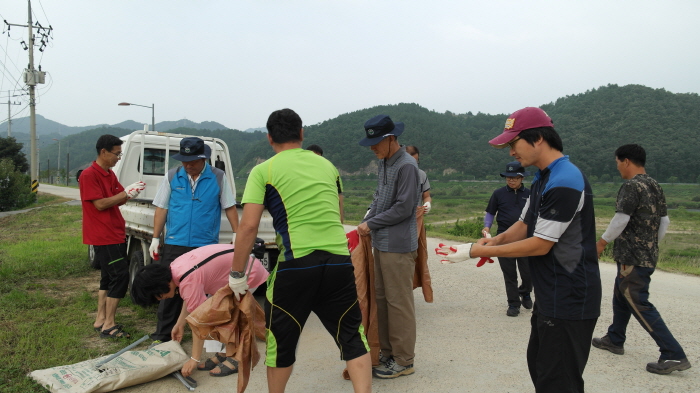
[372,358,414,379]
[377,354,391,368]
[646,358,691,375]
[506,305,520,317]
[521,294,533,310]
[591,335,624,355]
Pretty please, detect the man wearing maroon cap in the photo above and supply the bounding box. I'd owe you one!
[437,107,601,393]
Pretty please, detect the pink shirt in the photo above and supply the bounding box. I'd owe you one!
[171,244,269,313]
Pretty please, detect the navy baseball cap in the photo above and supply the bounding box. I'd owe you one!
[172,137,211,162]
[359,115,405,146]
[500,161,529,177]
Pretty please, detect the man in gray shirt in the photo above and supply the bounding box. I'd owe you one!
[357,114,420,379]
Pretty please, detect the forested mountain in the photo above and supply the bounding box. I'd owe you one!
[28,84,700,183]
[298,84,700,182]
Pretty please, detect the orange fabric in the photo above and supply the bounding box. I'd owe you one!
[341,215,433,380]
[186,286,265,393]
[342,234,380,380]
[413,207,434,303]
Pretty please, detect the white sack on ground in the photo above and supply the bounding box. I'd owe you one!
[28,340,188,393]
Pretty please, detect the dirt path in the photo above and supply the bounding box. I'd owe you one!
[117,236,699,393]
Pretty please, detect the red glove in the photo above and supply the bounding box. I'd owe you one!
[476,257,494,267]
[346,229,359,253]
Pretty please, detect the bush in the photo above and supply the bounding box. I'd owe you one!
[0,158,35,212]
[449,185,464,197]
[447,218,483,238]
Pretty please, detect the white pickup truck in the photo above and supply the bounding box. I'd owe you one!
[87,129,279,284]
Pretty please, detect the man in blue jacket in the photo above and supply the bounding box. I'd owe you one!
[149,136,239,343]
[439,107,601,392]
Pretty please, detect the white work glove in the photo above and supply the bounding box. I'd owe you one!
[435,243,495,267]
[125,181,146,199]
[435,243,474,264]
[229,274,249,301]
[423,201,431,214]
[149,238,161,260]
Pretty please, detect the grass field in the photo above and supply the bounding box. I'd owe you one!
[338,179,700,276]
[0,197,160,392]
[1,180,699,391]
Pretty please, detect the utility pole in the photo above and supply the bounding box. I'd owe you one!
[27,0,38,190]
[6,91,21,136]
[5,0,51,193]
[53,138,61,184]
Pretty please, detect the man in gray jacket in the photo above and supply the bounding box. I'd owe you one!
[357,114,420,379]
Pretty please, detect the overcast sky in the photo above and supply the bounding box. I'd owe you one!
[1,0,699,132]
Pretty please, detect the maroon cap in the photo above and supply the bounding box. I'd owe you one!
[489,107,554,148]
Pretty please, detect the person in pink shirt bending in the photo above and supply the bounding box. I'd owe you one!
[131,243,268,378]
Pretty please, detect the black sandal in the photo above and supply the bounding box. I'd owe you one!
[100,324,131,339]
[93,324,103,333]
[197,353,227,371]
[209,357,238,377]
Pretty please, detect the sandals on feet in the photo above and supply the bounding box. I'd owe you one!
[100,324,131,339]
[209,357,238,377]
[93,324,103,333]
[197,353,227,371]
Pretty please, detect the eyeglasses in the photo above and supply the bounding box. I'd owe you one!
[506,137,520,150]
[106,150,123,158]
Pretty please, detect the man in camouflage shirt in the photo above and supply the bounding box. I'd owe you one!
[592,144,691,375]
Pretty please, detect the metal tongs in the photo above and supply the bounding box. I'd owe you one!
[171,370,198,391]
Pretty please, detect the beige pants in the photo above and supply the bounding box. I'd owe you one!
[373,248,417,367]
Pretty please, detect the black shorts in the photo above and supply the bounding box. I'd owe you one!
[95,243,129,299]
[265,251,369,368]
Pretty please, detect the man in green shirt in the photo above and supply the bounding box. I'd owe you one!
[229,108,371,393]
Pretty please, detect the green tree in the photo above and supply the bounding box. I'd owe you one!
[0,136,29,173]
[0,158,35,211]
[600,174,611,183]
[668,176,679,185]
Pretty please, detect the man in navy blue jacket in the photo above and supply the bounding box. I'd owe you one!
[483,161,532,317]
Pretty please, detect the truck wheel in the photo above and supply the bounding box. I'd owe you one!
[129,250,145,288]
[88,245,99,269]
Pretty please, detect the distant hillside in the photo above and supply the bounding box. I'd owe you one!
[297,84,700,183]
[1,115,229,137]
[10,84,700,183]
[33,126,268,175]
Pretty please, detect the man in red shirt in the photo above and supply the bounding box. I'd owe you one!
[80,134,144,339]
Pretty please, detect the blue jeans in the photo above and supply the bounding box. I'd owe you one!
[606,263,686,360]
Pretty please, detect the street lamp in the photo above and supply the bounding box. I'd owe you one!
[52,138,61,185]
[118,102,155,131]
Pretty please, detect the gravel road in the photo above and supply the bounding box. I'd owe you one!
[117,236,699,393]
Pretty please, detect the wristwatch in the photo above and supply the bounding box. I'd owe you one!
[229,270,245,279]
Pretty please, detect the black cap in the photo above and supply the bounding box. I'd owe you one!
[500,161,528,177]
